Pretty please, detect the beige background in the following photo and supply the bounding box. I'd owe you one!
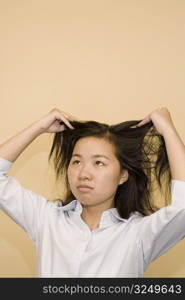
[0,0,185,277]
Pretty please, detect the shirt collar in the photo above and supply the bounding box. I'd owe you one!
[61,199,136,227]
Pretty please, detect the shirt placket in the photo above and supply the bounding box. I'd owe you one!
[69,211,92,276]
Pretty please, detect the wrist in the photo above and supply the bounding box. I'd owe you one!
[162,124,177,138]
[28,121,46,136]
[163,125,180,144]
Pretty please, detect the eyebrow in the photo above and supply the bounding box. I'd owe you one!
[71,154,110,160]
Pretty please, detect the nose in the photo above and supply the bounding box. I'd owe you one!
[78,164,92,180]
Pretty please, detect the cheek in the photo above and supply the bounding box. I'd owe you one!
[97,169,118,186]
[67,167,74,184]
[101,169,121,186]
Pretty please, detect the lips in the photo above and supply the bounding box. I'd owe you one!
[77,185,94,192]
[77,185,93,189]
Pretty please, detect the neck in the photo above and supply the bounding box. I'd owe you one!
[80,200,114,231]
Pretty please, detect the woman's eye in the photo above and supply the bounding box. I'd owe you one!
[72,160,80,164]
[71,160,104,166]
[96,161,104,166]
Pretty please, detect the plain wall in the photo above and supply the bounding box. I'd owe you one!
[0,0,185,277]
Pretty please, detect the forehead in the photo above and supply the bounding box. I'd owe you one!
[72,137,116,157]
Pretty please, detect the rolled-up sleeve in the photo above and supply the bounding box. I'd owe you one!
[171,180,185,208]
[0,157,48,243]
[137,179,185,268]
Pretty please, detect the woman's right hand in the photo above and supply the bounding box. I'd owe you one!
[36,108,78,134]
[0,108,78,162]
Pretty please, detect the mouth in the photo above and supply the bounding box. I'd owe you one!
[77,185,94,192]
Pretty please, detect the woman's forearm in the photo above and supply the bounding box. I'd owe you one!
[163,126,185,181]
[0,122,43,163]
[0,108,75,163]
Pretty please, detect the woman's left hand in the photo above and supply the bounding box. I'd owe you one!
[136,107,176,137]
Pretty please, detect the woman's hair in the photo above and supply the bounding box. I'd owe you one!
[48,119,171,219]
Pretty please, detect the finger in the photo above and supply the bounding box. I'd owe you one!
[56,124,66,132]
[59,110,76,121]
[61,112,70,120]
[65,113,79,121]
[54,111,74,129]
[59,117,74,129]
[137,117,150,127]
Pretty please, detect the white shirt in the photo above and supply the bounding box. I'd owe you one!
[0,157,185,278]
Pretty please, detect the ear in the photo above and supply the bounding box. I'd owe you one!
[119,169,129,185]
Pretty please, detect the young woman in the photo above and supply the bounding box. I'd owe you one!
[0,107,185,277]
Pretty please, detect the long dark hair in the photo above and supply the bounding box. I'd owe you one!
[48,119,171,219]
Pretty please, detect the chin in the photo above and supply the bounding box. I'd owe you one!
[78,198,94,205]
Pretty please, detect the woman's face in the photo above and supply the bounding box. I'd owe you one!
[67,137,128,208]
